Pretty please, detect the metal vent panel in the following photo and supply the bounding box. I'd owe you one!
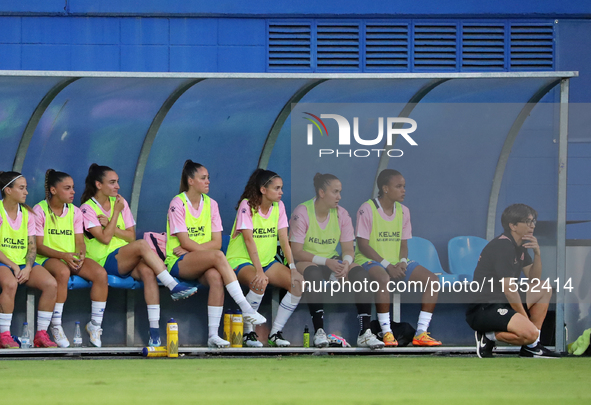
[316,23,360,69]
[413,23,458,70]
[462,24,505,70]
[365,23,409,70]
[268,22,312,70]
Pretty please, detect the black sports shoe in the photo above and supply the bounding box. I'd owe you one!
[476,331,495,358]
[519,343,561,358]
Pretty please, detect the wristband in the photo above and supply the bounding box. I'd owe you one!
[343,255,353,265]
[380,259,391,268]
[312,256,327,266]
[289,263,297,270]
[400,258,408,264]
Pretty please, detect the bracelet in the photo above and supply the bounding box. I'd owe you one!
[312,256,327,266]
[380,259,391,268]
[289,263,297,270]
[400,258,408,264]
[342,255,353,265]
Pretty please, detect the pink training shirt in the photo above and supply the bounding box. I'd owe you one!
[81,197,136,231]
[168,194,223,235]
[289,202,355,244]
[0,204,36,236]
[355,200,412,241]
[34,204,84,236]
[234,199,288,233]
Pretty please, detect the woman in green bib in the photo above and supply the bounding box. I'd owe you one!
[81,164,197,347]
[226,169,303,347]
[0,171,57,348]
[165,160,266,348]
[355,169,441,347]
[34,169,109,348]
[290,173,384,349]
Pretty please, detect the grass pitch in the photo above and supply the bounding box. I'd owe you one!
[1,356,590,404]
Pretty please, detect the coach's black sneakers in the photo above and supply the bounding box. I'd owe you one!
[519,343,561,358]
[476,331,495,358]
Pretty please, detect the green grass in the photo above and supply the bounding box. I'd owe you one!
[1,356,590,404]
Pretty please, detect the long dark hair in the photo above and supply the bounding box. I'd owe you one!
[235,169,281,214]
[0,171,33,212]
[179,160,204,194]
[81,163,114,204]
[376,169,402,198]
[313,172,339,198]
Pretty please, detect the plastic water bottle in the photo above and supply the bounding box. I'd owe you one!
[73,322,83,347]
[303,325,310,348]
[20,322,31,349]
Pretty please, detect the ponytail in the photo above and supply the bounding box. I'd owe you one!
[313,172,339,198]
[179,160,204,194]
[44,168,71,224]
[81,163,114,204]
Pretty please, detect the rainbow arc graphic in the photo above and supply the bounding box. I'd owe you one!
[303,112,329,137]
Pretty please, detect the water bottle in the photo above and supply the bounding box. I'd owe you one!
[231,310,243,348]
[303,325,310,348]
[73,322,83,347]
[223,310,232,342]
[20,322,31,349]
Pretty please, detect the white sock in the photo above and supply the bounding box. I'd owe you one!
[91,301,106,326]
[416,311,432,334]
[156,271,178,291]
[0,313,12,333]
[244,290,264,334]
[527,329,541,348]
[377,312,392,334]
[147,305,160,329]
[208,306,223,338]
[270,292,301,335]
[51,302,64,326]
[485,331,497,341]
[37,311,53,332]
[226,281,253,313]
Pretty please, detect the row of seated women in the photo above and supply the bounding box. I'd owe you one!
[0,162,442,349]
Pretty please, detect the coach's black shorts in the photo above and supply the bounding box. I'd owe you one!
[465,303,526,333]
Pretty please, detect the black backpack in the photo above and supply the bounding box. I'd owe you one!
[370,319,416,347]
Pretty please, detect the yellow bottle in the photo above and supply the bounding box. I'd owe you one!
[231,311,243,348]
[223,311,232,343]
[167,318,179,358]
[142,346,167,357]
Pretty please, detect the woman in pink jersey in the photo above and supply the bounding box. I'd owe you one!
[81,164,197,347]
[165,160,265,348]
[290,173,383,349]
[34,169,109,348]
[0,171,57,348]
[226,168,303,347]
